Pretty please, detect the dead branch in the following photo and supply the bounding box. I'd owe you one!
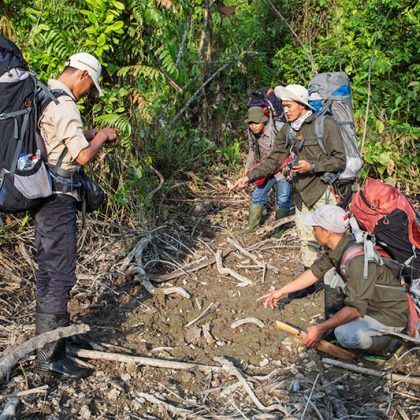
[0,385,48,400]
[255,215,295,237]
[70,349,223,373]
[215,250,253,287]
[227,237,277,273]
[379,328,420,344]
[214,357,289,414]
[137,392,191,416]
[119,236,153,273]
[148,250,231,283]
[0,324,90,382]
[322,358,420,386]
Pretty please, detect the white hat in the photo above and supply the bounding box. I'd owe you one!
[301,205,349,233]
[274,84,314,110]
[65,52,103,96]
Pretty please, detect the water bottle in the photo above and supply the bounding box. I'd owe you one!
[17,153,28,170]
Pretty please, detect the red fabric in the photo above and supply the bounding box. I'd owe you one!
[349,178,420,248]
[253,156,290,187]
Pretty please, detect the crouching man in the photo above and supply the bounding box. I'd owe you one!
[259,205,409,355]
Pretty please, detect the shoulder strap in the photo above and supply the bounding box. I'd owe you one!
[314,114,328,154]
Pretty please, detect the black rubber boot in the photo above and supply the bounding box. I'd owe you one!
[271,208,290,239]
[367,335,403,356]
[36,312,92,378]
[236,204,263,235]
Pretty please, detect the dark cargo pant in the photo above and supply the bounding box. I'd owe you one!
[34,194,78,314]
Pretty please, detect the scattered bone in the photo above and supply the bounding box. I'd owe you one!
[215,250,253,287]
[143,279,190,299]
[227,237,277,273]
[202,323,215,344]
[185,302,214,328]
[231,317,265,330]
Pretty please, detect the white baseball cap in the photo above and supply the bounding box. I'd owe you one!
[274,84,314,110]
[65,52,103,96]
[301,205,349,233]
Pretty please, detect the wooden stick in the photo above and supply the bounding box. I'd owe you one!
[322,358,420,386]
[0,385,48,400]
[69,349,223,373]
[185,302,214,328]
[379,328,420,344]
[137,392,191,416]
[215,250,253,287]
[275,321,356,360]
[0,324,90,382]
[214,357,289,414]
[256,215,295,237]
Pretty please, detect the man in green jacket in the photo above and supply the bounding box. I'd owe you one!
[233,84,346,305]
[258,205,408,355]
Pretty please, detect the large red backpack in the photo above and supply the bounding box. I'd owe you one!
[349,178,420,281]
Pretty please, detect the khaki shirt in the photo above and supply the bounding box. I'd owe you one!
[38,79,89,172]
[311,235,409,328]
[247,114,346,209]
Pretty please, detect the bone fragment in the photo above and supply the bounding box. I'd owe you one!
[215,250,253,287]
[231,317,265,329]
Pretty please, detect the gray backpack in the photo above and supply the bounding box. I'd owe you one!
[308,72,363,182]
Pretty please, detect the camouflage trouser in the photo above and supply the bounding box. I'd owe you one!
[295,188,337,267]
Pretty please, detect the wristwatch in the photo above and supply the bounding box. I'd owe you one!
[310,163,315,173]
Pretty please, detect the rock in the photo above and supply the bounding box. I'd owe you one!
[108,388,120,401]
[80,405,91,419]
[259,358,269,367]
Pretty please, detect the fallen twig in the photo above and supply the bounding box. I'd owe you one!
[300,373,320,420]
[322,358,420,386]
[148,250,230,283]
[0,385,48,400]
[379,328,420,344]
[0,324,89,382]
[185,303,214,328]
[255,215,295,237]
[137,392,191,416]
[70,349,223,373]
[214,357,289,414]
[215,250,253,287]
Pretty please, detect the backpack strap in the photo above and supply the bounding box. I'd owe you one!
[314,113,328,155]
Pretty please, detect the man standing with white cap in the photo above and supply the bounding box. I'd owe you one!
[34,52,119,378]
[233,84,346,306]
[258,205,408,356]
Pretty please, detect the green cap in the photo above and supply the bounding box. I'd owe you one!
[245,106,268,124]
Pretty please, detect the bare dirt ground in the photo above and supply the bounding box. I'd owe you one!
[1,178,419,419]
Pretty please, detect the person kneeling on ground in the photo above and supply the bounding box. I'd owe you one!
[258,205,409,356]
[237,106,291,234]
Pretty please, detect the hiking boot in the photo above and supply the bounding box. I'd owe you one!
[236,204,263,235]
[365,335,403,360]
[272,207,290,239]
[36,312,92,378]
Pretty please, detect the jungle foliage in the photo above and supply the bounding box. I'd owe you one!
[1,0,418,224]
